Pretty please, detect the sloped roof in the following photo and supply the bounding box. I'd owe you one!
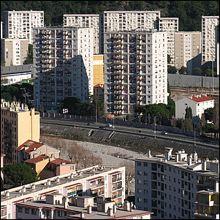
[190,95,214,103]
[25,155,49,164]
[50,158,72,165]
[17,140,43,153]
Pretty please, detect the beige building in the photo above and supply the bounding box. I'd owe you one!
[1,100,40,164]
[2,10,44,44]
[104,30,168,115]
[1,38,29,66]
[201,16,219,64]
[63,14,100,54]
[159,17,179,66]
[1,165,126,219]
[174,31,201,73]
[93,54,104,87]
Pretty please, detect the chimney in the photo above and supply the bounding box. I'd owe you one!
[193,152,198,162]
[107,207,113,216]
[87,205,92,214]
[175,153,179,162]
[187,154,193,166]
[113,205,117,214]
[202,159,207,171]
[165,148,173,161]
[215,181,219,193]
[147,149,152,158]
[80,212,85,218]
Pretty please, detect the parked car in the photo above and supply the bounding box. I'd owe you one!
[161,131,168,135]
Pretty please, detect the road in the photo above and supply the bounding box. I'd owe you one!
[41,118,219,150]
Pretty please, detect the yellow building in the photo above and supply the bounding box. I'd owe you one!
[195,190,219,219]
[1,99,40,164]
[93,54,104,87]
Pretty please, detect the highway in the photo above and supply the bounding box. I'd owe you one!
[41,118,219,150]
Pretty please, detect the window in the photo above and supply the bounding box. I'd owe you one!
[17,207,22,213]
[25,208,29,214]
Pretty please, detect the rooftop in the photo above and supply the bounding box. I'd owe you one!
[16,201,151,219]
[17,140,43,153]
[25,155,49,164]
[1,166,124,203]
[50,158,72,165]
[190,95,214,103]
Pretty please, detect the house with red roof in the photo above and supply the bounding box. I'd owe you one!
[175,94,214,119]
[17,140,60,163]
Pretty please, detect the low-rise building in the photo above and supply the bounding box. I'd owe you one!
[195,190,219,219]
[1,165,125,219]
[175,94,214,119]
[1,38,29,66]
[15,193,151,219]
[135,148,219,219]
[1,100,40,164]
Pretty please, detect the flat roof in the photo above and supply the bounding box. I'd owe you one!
[1,166,124,203]
[63,14,99,17]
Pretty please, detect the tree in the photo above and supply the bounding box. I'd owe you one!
[192,67,202,76]
[184,107,193,131]
[120,161,135,195]
[168,66,177,74]
[185,107,193,119]
[2,163,38,189]
[24,44,33,64]
[204,108,214,122]
[167,55,171,65]
[179,66,187,74]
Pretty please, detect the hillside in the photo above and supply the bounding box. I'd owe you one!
[1,1,219,31]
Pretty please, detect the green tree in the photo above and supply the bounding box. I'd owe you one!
[168,66,177,74]
[184,107,193,131]
[192,67,202,76]
[204,108,214,121]
[24,44,33,64]
[185,107,193,119]
[2,163,38,189]
[179,66,187,74]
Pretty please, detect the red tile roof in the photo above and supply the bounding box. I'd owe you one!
[50,158,72,165]
[17,140,43,153]
[25,155,49,164]
[190,95,214,103]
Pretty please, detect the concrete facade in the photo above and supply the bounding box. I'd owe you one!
[93,54,104,87]
[104,30,168,115]
[2,10,44,44]
[1,38,29,66]
[1,100,40,163]
[201,16,219,64]
[33,27,94,111]
[174,31,201,73]
[1,165,125,219]
[135,148,219,219]
[159,17,179,66]
[63,14,100,54]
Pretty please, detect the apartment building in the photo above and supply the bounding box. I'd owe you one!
[1,100,40,163]
[104,30,168,115]
[2,10,44,44]
[1,165,125,219]
[159,17,179,66]
[174,31,201,73]
[15,194,151,219]
[194,190,219,219]
[63,14,100,54]
[33,27,94,111]
[93,54,104,86]
[135,148,219,219]
[201,16,219,64]
[1,38,29,66]
[175,94,214,119]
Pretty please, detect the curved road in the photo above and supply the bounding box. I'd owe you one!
[41,118,219,150]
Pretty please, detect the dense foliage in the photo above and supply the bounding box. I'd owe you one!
[1,1,218,31]
[2,163,38,190]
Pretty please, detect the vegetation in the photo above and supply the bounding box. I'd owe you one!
[2,163,38,190]
[1,1,218,31]
[1,83,34,108]
[168,66,177,74]
[24,44,33,64]
[60,96,104,117]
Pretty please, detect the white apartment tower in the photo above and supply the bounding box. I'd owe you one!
[201,16,219,64]
[135,148,219,219]
[104,30,168,115]
[63,14,100,54]
[174,31,201,73]
[33,27,93,111]
[159,17,179,66]
[2,10,44,44]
